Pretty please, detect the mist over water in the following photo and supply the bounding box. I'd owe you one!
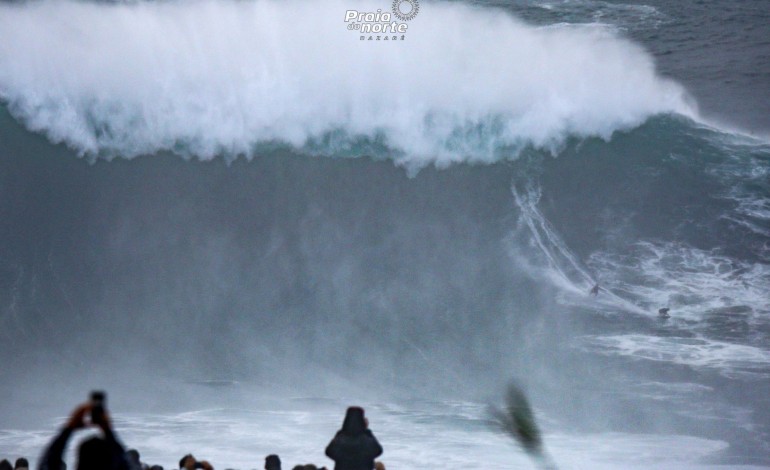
[1,0,769,469]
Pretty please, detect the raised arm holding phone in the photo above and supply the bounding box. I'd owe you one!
[37,392,130,470]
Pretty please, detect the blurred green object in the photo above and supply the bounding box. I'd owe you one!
[492,383,557,470]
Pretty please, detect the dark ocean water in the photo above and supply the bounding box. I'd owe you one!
[0,0,769,468]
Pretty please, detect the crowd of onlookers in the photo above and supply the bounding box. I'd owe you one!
[1,397,386,470]
[0,458,29,470]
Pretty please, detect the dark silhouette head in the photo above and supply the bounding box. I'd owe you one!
[126,449,141,465]
[265,454,281,470]
[77,436,114,470]
[341,406,367,435]
[0,459,13,470]
[14,459,29,470]
[179,454,194,469]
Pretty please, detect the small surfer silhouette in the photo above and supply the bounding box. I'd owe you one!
[589,283,600,296]
[658,307,670,319]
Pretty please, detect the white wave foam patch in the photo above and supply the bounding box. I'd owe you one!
[0,0,693,167]
[0,404,742,470]
[588,241,770,320]
[584,334,770,377]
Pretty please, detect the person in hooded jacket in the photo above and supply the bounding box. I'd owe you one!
[324,407,382,470]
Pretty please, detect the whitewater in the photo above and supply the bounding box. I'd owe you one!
[0,0,769,469]
[0,0,694,166]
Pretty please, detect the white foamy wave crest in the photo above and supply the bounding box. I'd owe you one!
[0,0,693,167]
[583,334,770,378]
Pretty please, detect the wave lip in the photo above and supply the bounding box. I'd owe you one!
[0,0,694,167]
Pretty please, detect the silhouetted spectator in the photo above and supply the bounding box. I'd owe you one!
[178,455,213,470]
[126,449,147,470]
[149,466,163,470]
[325,407,382,470]
[1,459,13,470]
[14,459,29,470]
[264,454,281,470]
[36,400,130,470]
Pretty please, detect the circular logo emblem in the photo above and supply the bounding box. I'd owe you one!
[392,0,419,21]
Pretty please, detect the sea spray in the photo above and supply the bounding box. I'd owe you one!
[0,0,693,167]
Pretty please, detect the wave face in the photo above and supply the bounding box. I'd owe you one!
[0,0,692,167]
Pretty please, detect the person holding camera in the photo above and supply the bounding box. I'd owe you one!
[37,392,130,470]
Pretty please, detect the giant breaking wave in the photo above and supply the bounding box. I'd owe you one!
[0,0,694,168]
